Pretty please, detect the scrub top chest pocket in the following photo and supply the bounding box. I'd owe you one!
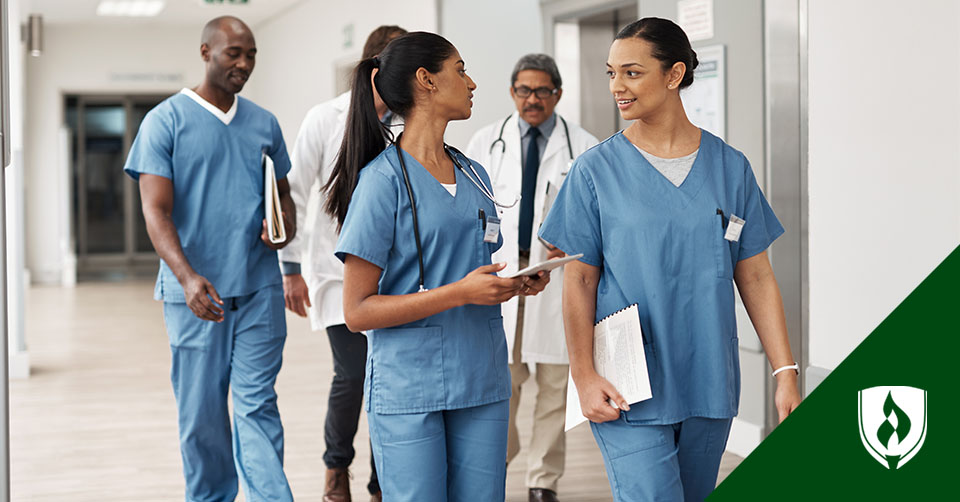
[715,208,738,279]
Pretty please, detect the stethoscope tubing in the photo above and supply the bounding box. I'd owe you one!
[394,134,514,292]
[488,113,575,163]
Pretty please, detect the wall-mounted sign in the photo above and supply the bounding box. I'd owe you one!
[200,0,249,5]
[680,44,724,139]
[678,0,713,42]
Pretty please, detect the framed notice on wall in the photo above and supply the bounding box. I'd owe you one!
[681,44,726,140]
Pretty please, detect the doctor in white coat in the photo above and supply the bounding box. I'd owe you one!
[279,25,406,502]
[466,54,598,502]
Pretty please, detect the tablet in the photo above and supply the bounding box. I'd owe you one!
[506,254,584,278]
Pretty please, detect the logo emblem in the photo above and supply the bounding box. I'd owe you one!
[858,386,927,469]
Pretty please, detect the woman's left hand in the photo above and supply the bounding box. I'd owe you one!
[519,271,550,296]
[774,372,802,423]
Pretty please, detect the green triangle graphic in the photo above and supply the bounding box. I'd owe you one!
[709,245,960,500]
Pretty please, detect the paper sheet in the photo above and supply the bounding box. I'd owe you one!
[565,304,653,431]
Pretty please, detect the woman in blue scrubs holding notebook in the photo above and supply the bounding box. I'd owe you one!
[325,32,550,501]
[539,18,802,501]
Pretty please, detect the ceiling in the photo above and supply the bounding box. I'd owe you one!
[24,0,308,26]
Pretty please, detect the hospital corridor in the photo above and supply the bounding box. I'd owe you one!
[2,0,959,501]
[10,280,739,499]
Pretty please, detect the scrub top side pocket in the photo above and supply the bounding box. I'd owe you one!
[727,337,742,411]
[621,335,661,424]
[370,325,445,414]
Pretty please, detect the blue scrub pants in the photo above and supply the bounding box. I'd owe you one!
[163,284,292,502]
[368,399,509,501]
[590,416,733,502]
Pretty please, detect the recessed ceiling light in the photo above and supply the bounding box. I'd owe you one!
[96,0,166,17]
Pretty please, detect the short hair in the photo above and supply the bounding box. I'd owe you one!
[361,25,408,59]
[510,53,562,89]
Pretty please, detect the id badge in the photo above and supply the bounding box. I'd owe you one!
[483,215,501,243]
[724,215,745,242]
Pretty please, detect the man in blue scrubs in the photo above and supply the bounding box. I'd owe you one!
[124,16,296,502]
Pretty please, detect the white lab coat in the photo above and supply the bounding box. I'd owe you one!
[278,92,403,331]
[278,92,351,331]
[466,112,599,364]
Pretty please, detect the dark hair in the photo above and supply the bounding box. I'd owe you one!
[324,32,457,230]
[361,25,408,59]
[616,17,698,89]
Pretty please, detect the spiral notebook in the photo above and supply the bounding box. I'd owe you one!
[564,304,653,431]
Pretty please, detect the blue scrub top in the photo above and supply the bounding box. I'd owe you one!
[539,130,784,424]
[335,145,510,415]
[124,93,291,302]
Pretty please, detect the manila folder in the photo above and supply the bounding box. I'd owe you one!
[263,153,286,244]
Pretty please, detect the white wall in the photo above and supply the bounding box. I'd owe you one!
[248,0,543,159]
[439,0,544,148]
[807,0,960,370]
[24,23,204,284]
[246,0,437,144]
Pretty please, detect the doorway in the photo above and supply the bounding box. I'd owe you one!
[550,1,637,141]
[65,94,167,280]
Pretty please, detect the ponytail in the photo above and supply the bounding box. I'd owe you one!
[323,32,457,231]
[324,57,389,231]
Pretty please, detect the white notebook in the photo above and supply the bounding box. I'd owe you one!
[565,304,653,431]
[263,153,286,244]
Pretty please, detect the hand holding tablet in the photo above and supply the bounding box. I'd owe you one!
[506,254,584,278]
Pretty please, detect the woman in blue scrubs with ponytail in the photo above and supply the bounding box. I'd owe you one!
[539,18,803,501]
[324,32,551,501]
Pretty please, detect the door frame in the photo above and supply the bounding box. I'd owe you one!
[763,0,809,433]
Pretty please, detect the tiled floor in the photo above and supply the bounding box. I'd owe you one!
[10,281,741,500]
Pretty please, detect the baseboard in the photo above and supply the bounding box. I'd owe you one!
[726,417,763,458]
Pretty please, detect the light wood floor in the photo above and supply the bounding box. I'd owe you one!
[11,281,741,501]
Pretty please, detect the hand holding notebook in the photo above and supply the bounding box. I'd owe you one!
[565,304,653,431]
[263,153,287,245]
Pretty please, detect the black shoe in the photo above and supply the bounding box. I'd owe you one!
[529,488,559,502]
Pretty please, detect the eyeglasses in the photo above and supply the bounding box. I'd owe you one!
[513,86,559,99]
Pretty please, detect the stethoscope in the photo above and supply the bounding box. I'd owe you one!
[395,133,520,292]
[489,114,575,164]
